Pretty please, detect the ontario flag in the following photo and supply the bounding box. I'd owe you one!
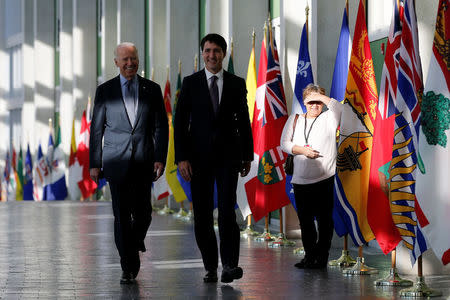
[245,31,290,222]
[367,0,402,254]
[76,99,97,199]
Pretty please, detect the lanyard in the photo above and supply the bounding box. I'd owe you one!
[304,112,322,146]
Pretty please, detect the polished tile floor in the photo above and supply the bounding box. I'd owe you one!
[0,201,449,299]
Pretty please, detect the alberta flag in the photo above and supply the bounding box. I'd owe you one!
[43,134,68,200]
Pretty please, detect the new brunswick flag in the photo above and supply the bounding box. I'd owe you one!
[334,0,376,246]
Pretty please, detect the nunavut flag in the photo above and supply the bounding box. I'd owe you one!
[416,0,450,265]
[245,30,290,222]
[333,0,377,246]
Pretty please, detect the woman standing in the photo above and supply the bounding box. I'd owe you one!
[280,84,342,269]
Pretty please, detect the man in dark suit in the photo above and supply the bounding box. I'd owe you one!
[89,42,168,284]
[174,33,253,283]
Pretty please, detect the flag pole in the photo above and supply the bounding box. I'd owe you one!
[399,255,442,297]
[375,248,413,286]
[342,245,378,275]
[240,28,259,238]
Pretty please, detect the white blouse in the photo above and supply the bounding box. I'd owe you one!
[280,99,342,185]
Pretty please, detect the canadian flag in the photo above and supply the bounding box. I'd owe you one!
[76,99,97,198]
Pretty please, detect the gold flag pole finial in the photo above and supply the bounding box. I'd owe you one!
[194,55,198,72]
[306,5,310,38]
[166,65,170,81]
[251,28,255,49]
[151,67,155,81]
[141,70,145,78]
[178,59,182,74]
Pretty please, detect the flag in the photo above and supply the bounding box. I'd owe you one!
[2,151,11,201]
[15,146,24,200]
[237,35,258,219]
[23,144,34,200]
[228,39,235,74]
[245,31,290,222]
[152,75,172,201]
[416,0,450,266]
[389,0,428,266]
[286,22,315,211]
[76,100,97,198]
[333,0,376,246]
[43,133,68,200]
[68,118,82,200]
[366,0,403,254]
[330,3,352,236]
[292,23,314,115]
[33,143,47,201]
[166,69,188,203]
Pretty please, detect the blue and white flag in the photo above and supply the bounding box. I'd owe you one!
[330,4,351,236]
[43,134,68,200]
[23,144,34,200]
[292,23,314,115]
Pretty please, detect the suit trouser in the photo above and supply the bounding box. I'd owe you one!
[293,176,334,262]
[109,162,152,274]
[190,162,240,272]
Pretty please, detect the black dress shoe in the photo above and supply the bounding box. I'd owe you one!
[221,266,243,283]
[138,240,146,252]
[120,271,136,284]
[294,257,315,269]
[203,270,218,283]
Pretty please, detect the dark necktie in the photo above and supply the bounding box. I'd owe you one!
[210,75,219,115]
[124,80,136,126]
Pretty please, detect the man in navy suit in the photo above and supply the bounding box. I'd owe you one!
[90,42,168,284]
[174,34,253,283]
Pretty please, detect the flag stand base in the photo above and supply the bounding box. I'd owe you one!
[173,208,188,219]
[342,257,378,275]
[157,205,174,215]
[375,268,413,286]
[268,233,296,248]
[399,276,442,298]
[181,210,193,222]
[240,225,259,238]
[293,247,305,255]
[328,250,357,267]
[255,230,275,242]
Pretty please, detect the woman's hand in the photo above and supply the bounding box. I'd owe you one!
[292,145,321,159]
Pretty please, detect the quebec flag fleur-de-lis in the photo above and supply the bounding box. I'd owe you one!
[296,60,311,78]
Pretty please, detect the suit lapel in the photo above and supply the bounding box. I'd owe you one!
[134,75,145,129]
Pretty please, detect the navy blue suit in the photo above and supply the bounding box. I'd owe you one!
[174,69,253,271]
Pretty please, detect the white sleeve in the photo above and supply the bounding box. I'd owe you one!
[280,114,296,155]
[326,98,343,126]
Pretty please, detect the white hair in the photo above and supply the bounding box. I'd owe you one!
[114,42,138,59]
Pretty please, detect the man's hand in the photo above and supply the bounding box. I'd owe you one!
[240,161,251,177]
[90,168,101,184]
[153,162,165,181]
[178,160,192,182]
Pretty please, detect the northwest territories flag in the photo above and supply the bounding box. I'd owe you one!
[43,134,68,200]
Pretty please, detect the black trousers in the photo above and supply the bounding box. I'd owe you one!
[293,176,334,262]
[109,162,152,274]
[190,162,240,272]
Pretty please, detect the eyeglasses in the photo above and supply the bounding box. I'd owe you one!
[306,101,323,105]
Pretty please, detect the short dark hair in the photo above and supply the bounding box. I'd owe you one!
[200,33,227,54]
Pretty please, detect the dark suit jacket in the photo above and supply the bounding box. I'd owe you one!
[90,75,168,182]
[174,69,253,166]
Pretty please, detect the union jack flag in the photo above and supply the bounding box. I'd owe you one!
[389,0,428,266]
[378,0,402,119]
[262,39,287,126]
